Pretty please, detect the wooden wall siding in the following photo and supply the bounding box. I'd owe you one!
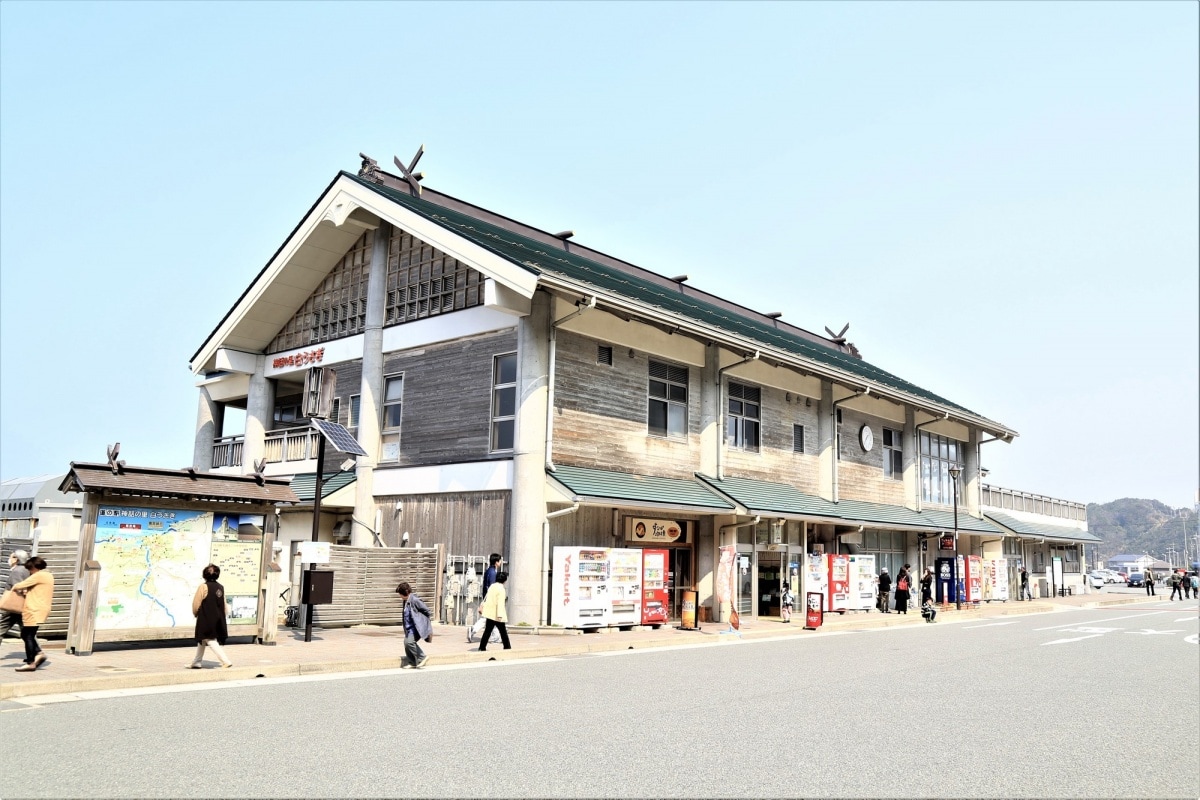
[837,462,907,506]
[374,491,510,559]
[551,332,702,478]
[1,538,76,637]
[383,331,517,466]
[722,383,821,492]
[547,505,617,550]
[267,229,487,355]
[310,544,441,628]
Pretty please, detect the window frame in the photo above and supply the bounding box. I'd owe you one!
[726,381,761,451]
[647,359,689,439]
[919,431,962,504]
[490,352,517,453]
[882,427,903,481]
[379,374,404,463]
[348,394,361,430]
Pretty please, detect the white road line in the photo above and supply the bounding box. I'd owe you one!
[1035,610,1171,631]
[1043,634,1104,645]
[963,621,1018,629]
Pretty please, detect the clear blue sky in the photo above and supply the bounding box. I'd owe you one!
[2,1,1196,508]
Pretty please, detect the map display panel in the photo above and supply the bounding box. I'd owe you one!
[93,506,263,631]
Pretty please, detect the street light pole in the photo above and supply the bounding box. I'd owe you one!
[949,464,962,610]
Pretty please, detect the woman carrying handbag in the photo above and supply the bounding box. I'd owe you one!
[10,556,54,672]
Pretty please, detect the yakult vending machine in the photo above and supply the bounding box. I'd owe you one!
[552,546,643,629]
[640,549,669,626]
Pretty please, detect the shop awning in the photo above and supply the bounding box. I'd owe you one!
[696,473,1004,534]
[983,511,1100,543]
[547,465,736,513]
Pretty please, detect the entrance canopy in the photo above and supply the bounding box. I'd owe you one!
[548,464,735,514]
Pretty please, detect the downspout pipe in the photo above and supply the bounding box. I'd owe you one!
[541,502,580,625]
[913,412,950,513]
[716,351,760,479]
[546,297,596,472]
[831,388,869,503]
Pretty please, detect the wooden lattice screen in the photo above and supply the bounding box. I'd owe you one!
[310,544,443,628]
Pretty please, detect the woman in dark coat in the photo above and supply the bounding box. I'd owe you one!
[189,563,232,669]
[894,566,912,614]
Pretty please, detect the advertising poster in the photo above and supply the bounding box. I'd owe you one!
[94,506,264,630]
[805,554,828,610]
[716,545,736,607]
[627,517,688,544]
[804,592,823,629]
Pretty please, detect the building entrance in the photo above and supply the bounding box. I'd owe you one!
[756,551,783,618]
[667,548,693,620]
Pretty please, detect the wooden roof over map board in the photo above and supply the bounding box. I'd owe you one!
[59,462,298,505]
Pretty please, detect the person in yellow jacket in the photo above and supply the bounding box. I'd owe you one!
[477,571,512,651]
[12,556,54,672]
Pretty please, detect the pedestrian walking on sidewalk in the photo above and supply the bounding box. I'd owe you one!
[1144,567,1155,596]
[0,549,30,643]
[189,564,232,669]
[396,581,433,669]
[12,556,54,672]
[482,553,502,600]
[478,571,512,651]
[920,566,934,605]
[780,584,794,623]
[1020,568,1033,601]
[877,568,892,613]
[1168,570,1183,601]
[894,565,912,614]
[1189,572,1198,599]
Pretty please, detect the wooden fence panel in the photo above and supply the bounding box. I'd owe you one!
[311,545,441,628]
[1,538,75,637]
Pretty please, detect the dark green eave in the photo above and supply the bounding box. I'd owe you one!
[984,511,1099,543]
[697,474,1003,534]
[289,472,356,503]
[549,464,735,512]
[343,172,1012,432]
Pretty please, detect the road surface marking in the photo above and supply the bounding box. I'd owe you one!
[963,621,1018,629]
[1126,629,1184,635]
[1043,634,1104,645]
[1035,610,1168,631]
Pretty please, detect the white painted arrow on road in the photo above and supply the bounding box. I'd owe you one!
[1043,634,1104,645]
[963,621,1018,629]
[1127,629,1184,635]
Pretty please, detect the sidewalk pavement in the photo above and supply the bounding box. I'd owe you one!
[0,589,1154,701]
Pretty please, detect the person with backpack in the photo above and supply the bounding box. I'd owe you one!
[1144,567,1155,596]
[894,565,912,614]
[780,583,794,623]
[1167,570,1183,601]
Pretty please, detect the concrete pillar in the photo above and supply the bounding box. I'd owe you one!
[192,386,223,471]
[964,428,981,518]
[903,407,917,510]
[699,343,720,477]
[243,356,273,474]
[817,380,835,500]
[509,290,550,625]
[354,224,390,547]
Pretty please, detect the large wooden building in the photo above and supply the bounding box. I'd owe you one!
[189,151,1095,625]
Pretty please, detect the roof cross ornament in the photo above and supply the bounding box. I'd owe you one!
[106,442,126,475]
[824,323,861,359]
[393,144,425,196]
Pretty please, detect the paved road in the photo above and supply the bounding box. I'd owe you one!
[6,603,1197,799]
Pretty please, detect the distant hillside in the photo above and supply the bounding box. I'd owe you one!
[1088,498,1199,565]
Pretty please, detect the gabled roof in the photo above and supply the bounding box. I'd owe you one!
[548,465,735,513]
[696,473,1003,534]
[342,173,1014,437]
[984,511,1099,543]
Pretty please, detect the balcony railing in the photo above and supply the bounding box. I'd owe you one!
[211,427,320,469]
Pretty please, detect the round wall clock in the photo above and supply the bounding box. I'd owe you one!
[859,424,874,452]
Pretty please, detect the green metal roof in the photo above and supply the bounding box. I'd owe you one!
[696,473,1003,534]
[549,464,735,511]
[288,472,356,503]
[984,511,1100,543]
[345,172,1007,428]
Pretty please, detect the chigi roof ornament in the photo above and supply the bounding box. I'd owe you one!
[393,144,426,196]
[824,323,862,359]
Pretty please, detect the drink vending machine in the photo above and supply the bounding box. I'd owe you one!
[827,553,851,613]
[552,546,643,629]
[640,549,669,626]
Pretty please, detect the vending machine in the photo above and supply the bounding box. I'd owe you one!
[553,547,610,628]
[847,553,876,612]
[964,555,983,605]
[608,548,643,626]
[805,553,828,611]
[827,553,851,613]
[935,556,957,604]
[640,549,669,626]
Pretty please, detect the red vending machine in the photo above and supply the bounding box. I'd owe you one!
[965,555,983,605]
[827,554,850,614]
[641,549,669,626]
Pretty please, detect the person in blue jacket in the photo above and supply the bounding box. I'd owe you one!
[396,581,433,669]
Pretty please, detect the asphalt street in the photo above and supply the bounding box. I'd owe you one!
[5,601,1196,799]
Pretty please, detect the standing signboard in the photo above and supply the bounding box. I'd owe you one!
[804,592,823,629]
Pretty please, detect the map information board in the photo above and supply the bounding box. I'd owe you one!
[94,505,263,631]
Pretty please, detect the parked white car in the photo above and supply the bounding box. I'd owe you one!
[1086,571,1106,589]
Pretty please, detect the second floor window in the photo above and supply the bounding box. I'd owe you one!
[883,427,902,480]
[648,360,688,438]
[726,382,760,451]
[380,375,404,462]
[348,395,361,429]
[491,353,517,452]
[920,431,962,504]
